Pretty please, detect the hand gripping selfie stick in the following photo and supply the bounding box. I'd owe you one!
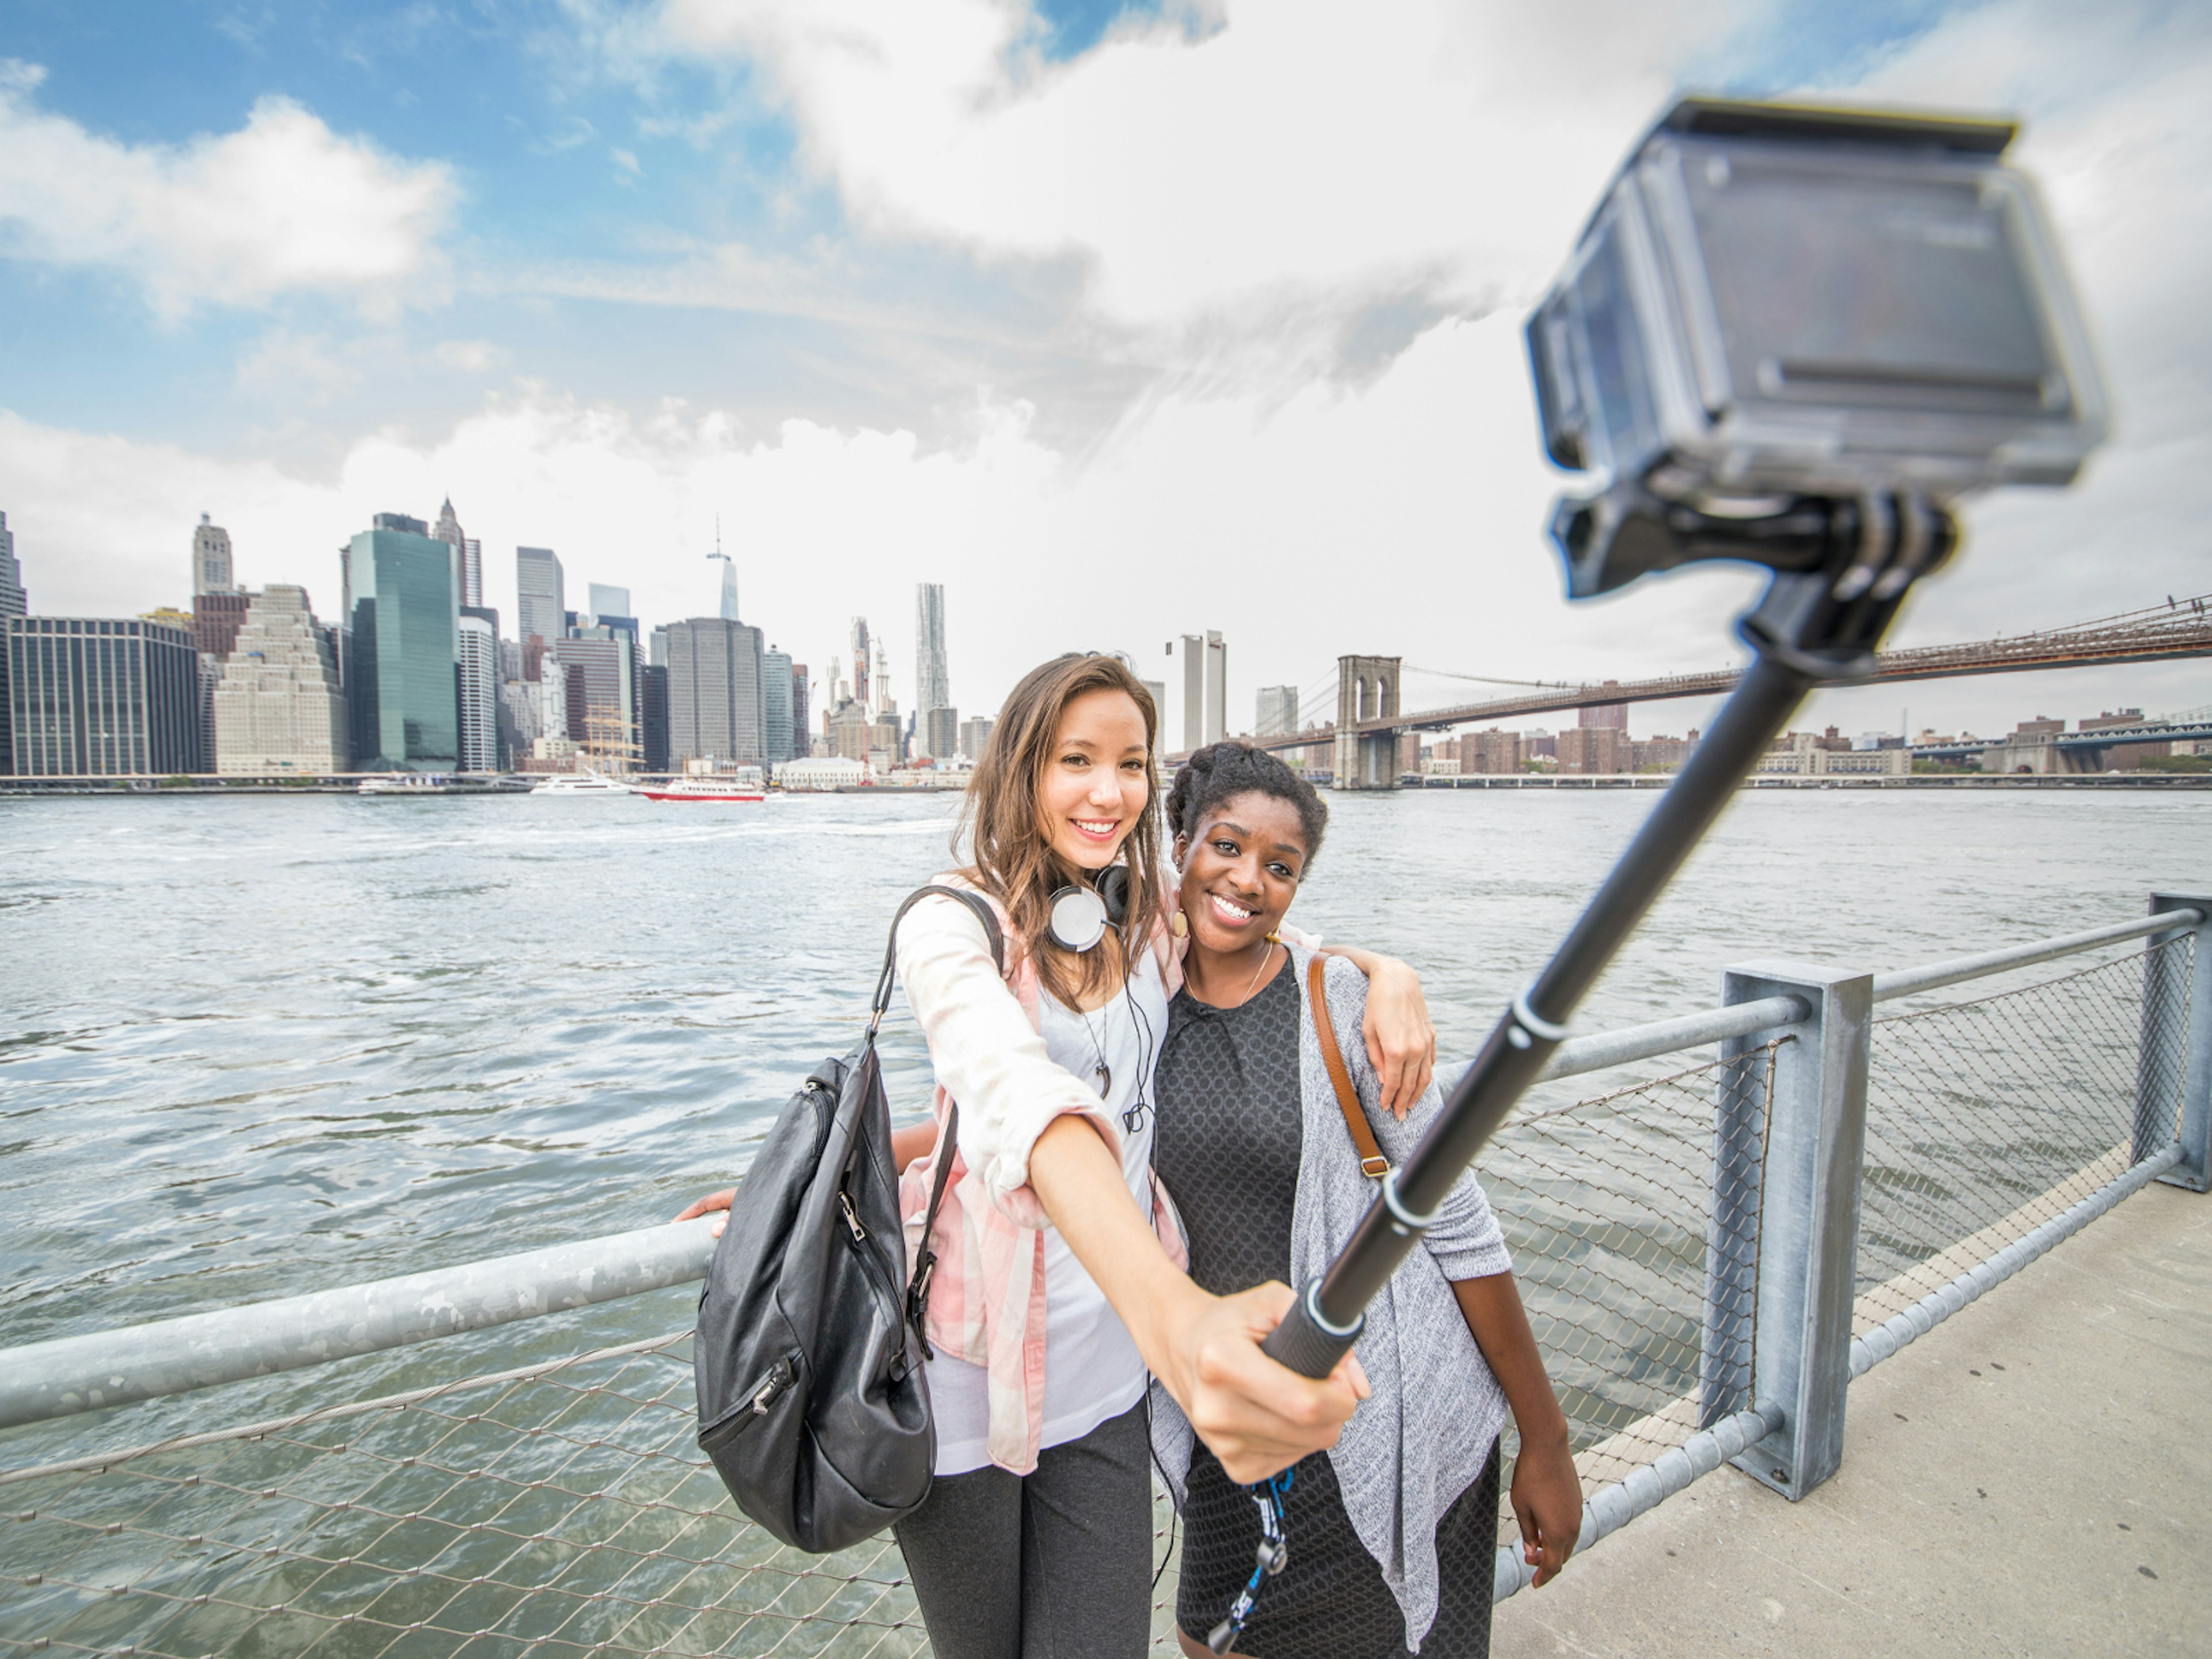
[1261,93,2110,1385]
[1262,490,1953,1379]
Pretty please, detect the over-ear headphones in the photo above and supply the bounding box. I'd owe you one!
[1047,865,1130,952]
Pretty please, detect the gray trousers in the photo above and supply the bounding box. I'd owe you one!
[893,1400,1154,1659]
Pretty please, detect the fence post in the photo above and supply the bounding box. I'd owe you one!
[1711,961,1872,1501]
[2142,894,2212,1191]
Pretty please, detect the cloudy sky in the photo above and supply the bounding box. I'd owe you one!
[2,0,2206,741]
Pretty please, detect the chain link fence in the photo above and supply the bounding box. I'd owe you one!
[2,940,2189,1656]
[1854,936,2194,1336]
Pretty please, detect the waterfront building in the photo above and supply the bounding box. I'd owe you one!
[552,628,640,772]
[1175,635,1203,750]
[872,705,905,764]
[665,617,765,767]
[191,514,236,596]
[344,517,460,771]
[457,612,499,772]
[430,499,483,610]
[1558,726,1626,775]
[211,586,347,774]
[0,510,24,618]
[789,662,809,760]
[5,616,203,775]
[1460,728,1522,774]
[959,714,994,762]
[925,706,959,762]
[1579,684,1627,730]
[1256,685,1298,738]
[2078,709,2170,770]
[775,755,866,790]
[761,646,794,766]
[640,662,671,772]
[829,697,871,762]
[516,547,564,649]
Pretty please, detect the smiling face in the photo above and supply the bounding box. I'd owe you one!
[1037,687,1153,873]
[1175,790,1311,959]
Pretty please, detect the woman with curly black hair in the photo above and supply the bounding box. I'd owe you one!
[1152,741,1581,1659]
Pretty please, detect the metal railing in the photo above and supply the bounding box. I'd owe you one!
[3,894,2206,1656]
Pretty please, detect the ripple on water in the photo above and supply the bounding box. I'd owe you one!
[0,786,2205,1347]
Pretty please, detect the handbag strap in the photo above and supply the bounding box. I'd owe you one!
[887,883,1007,1356]
[1307,955,1389,1180]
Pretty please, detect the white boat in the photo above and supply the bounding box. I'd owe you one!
[530,771,634,796]
[638,775,766,802]
[357,773,454,796]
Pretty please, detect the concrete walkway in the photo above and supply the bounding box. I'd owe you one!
[1492,1182,2210,1658]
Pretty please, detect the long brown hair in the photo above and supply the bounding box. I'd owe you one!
[958,653,1162,1006]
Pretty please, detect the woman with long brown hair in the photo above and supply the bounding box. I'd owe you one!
[681,652,1427,1657]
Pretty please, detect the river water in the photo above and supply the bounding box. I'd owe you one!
[1,787,2205,1370]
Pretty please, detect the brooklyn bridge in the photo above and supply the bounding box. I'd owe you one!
[1168,593,2212,788]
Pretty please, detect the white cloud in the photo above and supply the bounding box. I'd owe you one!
[0,60,455,315]
[2,1,2207,748]
[654,0,1747,331]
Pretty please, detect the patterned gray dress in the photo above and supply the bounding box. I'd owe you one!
[1156,965,1499,1659]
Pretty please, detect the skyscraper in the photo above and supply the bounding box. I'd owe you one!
[1141,680,1168,732]
[0,511,24,617]
[1256,685,1299,737]
[915,581,949,712]
[6,616,203,775]
[789,662,809,759]
[925,706,959,762]
[212,586,348,774]
[761,645,794,766]
[710,548,740,622]
[344,517,460,771]
[850,617,872,711]
[640,663,670,772]
[192,514,236,596]
[551,627,639,771]
[457,612,499,771]
[516,547,564,647]
[1176,635,1203,751]
[430,498,482,609]
[666,618,767,767]
[589,584,632,622]
[1204,631,1226,745]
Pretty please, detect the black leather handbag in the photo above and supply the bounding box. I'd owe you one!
[694,884,1001,1552]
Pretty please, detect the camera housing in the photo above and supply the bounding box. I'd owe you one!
[1528,97,2108,597]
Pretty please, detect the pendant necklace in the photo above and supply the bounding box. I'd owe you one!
[1081,1005,1112,1099]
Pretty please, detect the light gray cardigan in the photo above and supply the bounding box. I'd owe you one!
[1149,945,1513,1654]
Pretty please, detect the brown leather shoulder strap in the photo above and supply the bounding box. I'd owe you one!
[1306,955,1389,1180]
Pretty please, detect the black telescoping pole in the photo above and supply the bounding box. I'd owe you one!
[1260,652,1815,1378]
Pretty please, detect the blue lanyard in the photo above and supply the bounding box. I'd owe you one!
[1206,1467,1294,1654]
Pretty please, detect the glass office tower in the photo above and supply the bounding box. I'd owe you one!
[344,520,460,771]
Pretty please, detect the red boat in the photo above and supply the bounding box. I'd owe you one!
[639,777,766,802]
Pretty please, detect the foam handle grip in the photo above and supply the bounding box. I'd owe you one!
[1260,1279,1361,1380]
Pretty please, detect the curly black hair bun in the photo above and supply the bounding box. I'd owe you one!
[1166,741,1328,867]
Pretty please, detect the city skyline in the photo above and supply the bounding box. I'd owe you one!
[0,6,2206,744]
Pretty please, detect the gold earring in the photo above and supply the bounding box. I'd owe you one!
[1171,911,1188,939]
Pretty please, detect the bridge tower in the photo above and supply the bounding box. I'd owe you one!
[1334,655,1402,790]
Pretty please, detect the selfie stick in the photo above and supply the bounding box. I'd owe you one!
[1260,487,1957,1379]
